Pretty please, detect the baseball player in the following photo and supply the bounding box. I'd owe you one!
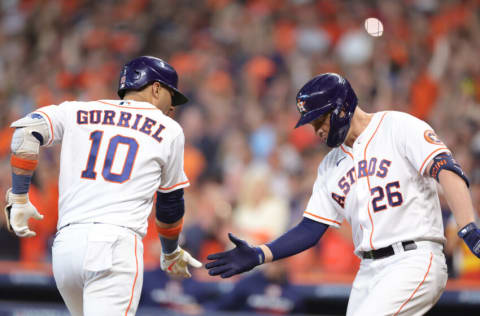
[4,56,202,315]
[206,73,480,315]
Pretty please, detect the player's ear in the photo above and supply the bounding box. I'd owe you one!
[152,82,161,98]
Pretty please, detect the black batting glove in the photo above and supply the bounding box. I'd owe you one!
[205,233,265,278]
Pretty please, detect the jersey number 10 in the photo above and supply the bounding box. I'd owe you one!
[81,130,139,183]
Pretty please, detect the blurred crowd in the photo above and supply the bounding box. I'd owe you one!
[1,0,480,307]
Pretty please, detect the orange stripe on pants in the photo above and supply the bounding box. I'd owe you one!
[125,235,138,316]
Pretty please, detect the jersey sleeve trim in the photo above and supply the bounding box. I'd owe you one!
[34,110,54,146]
[158,180,190,192]
[304,211,341,227]
[418,147,450,175]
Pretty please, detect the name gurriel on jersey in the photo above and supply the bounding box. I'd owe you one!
[76,109,166,143]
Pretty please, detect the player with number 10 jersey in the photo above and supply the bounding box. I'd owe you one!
[35,98,188,237]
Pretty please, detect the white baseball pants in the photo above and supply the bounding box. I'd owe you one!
[346,241,448,316]
[52,223,144,316]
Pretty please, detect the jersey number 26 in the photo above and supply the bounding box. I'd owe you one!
[370,181,403,212]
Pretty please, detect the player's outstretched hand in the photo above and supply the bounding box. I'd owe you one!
[4,189,44,237]
[458,222,480,259]
[160,246,202,278]
[205,233,264,278]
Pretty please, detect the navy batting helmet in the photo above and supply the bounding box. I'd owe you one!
[117,56,189,106]
[295,73,357,147]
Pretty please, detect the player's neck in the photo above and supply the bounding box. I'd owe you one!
[344,107,374,147]
[123,90,168,113]
[123,91,152,104]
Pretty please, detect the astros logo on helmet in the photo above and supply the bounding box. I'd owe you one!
[297,100,307,114]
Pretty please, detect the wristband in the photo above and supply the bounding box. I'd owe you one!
[11,155,38,171]
[12,173,32,194]
[160,236,179,254]
[458,222,478,239]
[156,218,183,237]
[254,247,265,265]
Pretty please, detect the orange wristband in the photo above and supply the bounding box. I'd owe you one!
[156,218,183,238]
[11,155,38,171]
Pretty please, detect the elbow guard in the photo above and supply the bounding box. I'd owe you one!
[10,113,50,155]
[430,153,469,187]
[155,188,185,224]
[10,113,49,172]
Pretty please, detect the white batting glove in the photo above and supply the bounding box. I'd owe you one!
[4,188,44,237]
[160,246,202,278]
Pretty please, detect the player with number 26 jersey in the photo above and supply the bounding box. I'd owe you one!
[206,73,479,316]
[306,111,447,255]
[36,99,188,237]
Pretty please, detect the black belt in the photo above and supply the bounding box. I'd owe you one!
[361,241,417,260]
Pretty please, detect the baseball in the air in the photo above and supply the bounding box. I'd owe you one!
[364,17,383,37]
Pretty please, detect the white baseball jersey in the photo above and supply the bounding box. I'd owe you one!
[304,111,449,255]
[34,99,189,237]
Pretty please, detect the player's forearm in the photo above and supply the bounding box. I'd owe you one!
[155,189,185,254]
[258,244,273,263]
[260,217,329,263]
[439,170,475,229]
[12,153,38,175]
[11,152,38,194]
[156,217,183,253]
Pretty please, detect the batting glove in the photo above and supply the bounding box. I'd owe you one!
[4,188,44,238]
[458,222,480,259]
[160,246,202,278]
[205,233,265,278]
